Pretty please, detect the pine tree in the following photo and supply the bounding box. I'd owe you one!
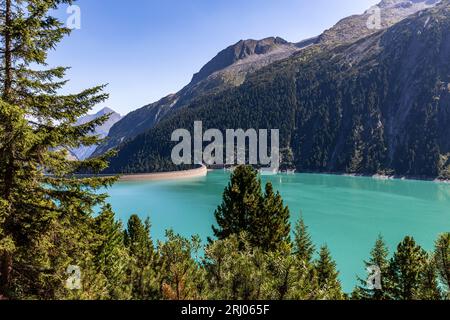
[417,255,441,300]
[212,166,291,251]
[354,235,390,300]
[203,232,336,300]
[290,217,321,299]
[124,215,158,299]
[263,251,293,300]
[315,245,343,299]
[252,182,290,251]
[387,236,428,300]
[212,166,262,241]
[0,0,116,299]
[204,233,269,300]
[434,233,450,298]
[124,215,153,259]
[157,230,205,300]
[293,216,315,263]
[93,205,131,299]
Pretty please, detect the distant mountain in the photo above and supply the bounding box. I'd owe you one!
[70,107,122,160]
[93,0,440,159]
[105,1,450,179]
[318,0,441,45]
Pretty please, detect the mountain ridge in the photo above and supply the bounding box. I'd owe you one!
[104,1,450,179]
[92,36,311,156]
[95,0,440,158]
[95,0,443,172]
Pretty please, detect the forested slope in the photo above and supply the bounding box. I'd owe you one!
[106,2,450,179]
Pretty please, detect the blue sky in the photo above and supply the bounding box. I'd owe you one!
[48,0,380,115]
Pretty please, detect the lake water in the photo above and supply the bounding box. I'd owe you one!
[105,170,450,292]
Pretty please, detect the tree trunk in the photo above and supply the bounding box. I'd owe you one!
[0,252,12,298]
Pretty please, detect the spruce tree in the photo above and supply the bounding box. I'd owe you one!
[212,166,262,241]
[0,0,116,298]
[252,182,290,251]
[354,235,390,300]
[94,205,131,299]
[387,236,428,300]
[212,166,291,251]
[293,216,315,263]
[124,215,158,299]
[124,215,154,259]
[315,245,343,299]
[417,255,441,300]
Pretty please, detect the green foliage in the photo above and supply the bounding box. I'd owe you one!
[293,216,315,263]
[123,215,158,300]
[387,236,430,300]
[212,166,290,251]
[0,0,117,299]
[263,247,321,300]
[124,215,154,260]
[418,255,442,300]
[93,205,131,299]
[255,182,291,251]
[212,166,262,241]
[203,232,335,300]
[434,233,450,298]
[315,245,343,300]
[354,235,390,300]
[203,233,267,300]
[156,230,205,300]
[354,235,449,301]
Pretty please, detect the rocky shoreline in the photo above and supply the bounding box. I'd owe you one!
[340,173,450,184]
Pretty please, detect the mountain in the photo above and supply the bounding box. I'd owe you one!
[104,1,450,179]
[191,37,299,85]
[70,107,122,160]
[318,0,441,45]
[93,0,440,158]
[92,37,311,156]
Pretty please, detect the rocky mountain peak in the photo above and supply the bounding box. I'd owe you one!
[318,0,441,45]
[191,37,295,84]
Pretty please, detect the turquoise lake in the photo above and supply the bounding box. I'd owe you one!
[105,171,450,292]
